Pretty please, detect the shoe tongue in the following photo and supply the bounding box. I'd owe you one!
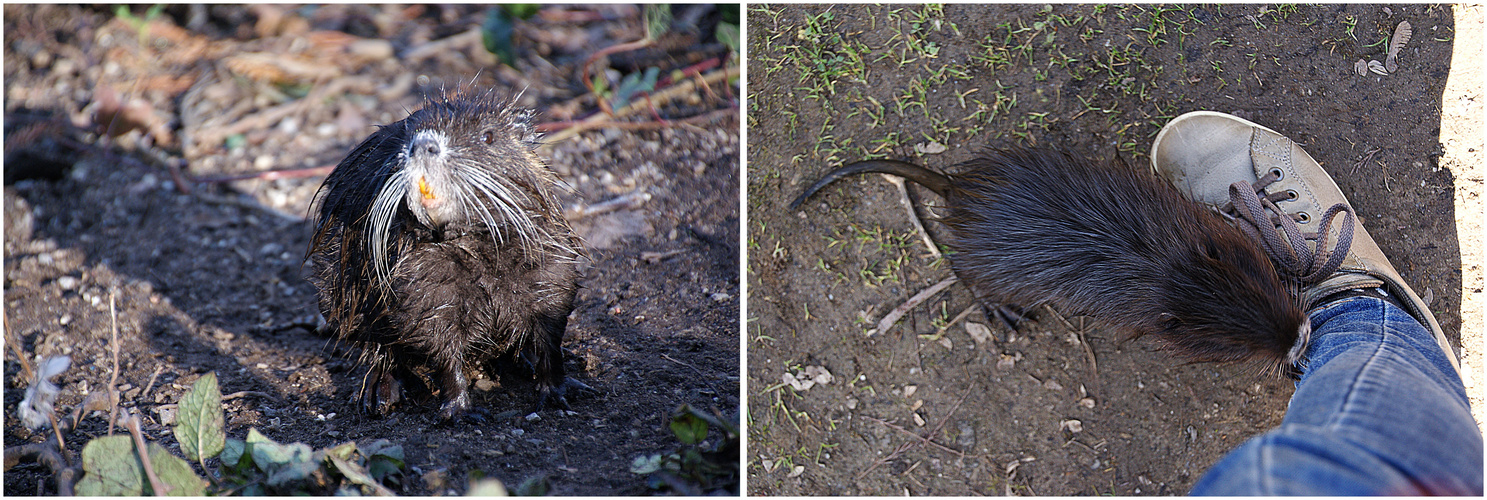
[1304,272,1386,309]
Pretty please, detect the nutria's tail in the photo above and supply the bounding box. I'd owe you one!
[788,160,953,210]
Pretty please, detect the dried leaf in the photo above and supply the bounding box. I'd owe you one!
[222,53,340,83]
[327,454,386,495]
[803,365,834,386]
[19,355,69,429]
[1388,21,1412,59]
[965,322,992,343]
[782,372,813,391]
[914,141,948,155]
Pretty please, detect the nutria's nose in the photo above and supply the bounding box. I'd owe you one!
[410,135,441,157]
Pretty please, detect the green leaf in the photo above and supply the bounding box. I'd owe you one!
[502,4,539,20]
[482,7,517,66]
[249,429,312,471]
[173,372,225,462]
[245,427,275,444]
[146,442,208,496]
[224,134,246,150]
[326,441,357,461]
[513,475,550,496]
[630,454,662,474]
[643,4,672,40]
[716,21,740,55]
[670,410,708,445]
[265,459,319,488]
[362,439,404,463]
[363,440,405,482]
[76,435,143,496]
[220,438,246,468]
[612,67,661,109]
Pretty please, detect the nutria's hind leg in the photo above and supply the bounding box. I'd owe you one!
[536,377,597,412]
[527,312,591,412]
[973,298,1025,333]
[358,364,404,416]
[436,359,472,420]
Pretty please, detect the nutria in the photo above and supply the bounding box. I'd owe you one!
[790,147,1310,372]
[307,89,587,419]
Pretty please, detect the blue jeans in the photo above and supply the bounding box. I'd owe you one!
[1193,297,1483,495]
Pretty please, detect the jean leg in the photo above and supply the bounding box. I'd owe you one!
[1192,297,1483,495]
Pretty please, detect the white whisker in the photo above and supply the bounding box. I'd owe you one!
[368,164,411,292]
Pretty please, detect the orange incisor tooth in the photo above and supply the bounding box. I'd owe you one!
[418,176,436,200]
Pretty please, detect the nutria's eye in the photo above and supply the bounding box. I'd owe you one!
[482,131,495,144]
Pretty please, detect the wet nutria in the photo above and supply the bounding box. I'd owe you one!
[307,89,587,419]
[789,147,1310,372]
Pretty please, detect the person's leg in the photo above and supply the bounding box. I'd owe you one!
[1191,295,1479,495]
[1151,111,1482,495]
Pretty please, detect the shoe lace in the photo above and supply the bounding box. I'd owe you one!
[1221,170,1356,285]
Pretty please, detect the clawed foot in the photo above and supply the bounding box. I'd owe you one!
[982,302,1030,336]
[357,369,404,416]
[531,377,596,413]
[441,405,489,424]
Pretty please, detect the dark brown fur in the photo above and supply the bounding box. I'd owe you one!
[791,147,1309,371]
[307,90,585,419]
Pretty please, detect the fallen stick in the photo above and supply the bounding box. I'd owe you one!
[871,275,957,336]
[539,66,739,148]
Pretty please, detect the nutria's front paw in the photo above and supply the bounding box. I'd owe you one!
[531,377,595,413]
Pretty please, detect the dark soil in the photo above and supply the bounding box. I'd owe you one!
[5,4,739,496]
[748,4,1460,495]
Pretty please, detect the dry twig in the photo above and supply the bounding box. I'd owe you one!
[1043,305,1098,376]
[122,411,170,495]
[881,174,941,259]
[861,415,965,457]
[872,276,958,336]
[539,67,739,148]
[856,384,975,480]
[3,438,77,495]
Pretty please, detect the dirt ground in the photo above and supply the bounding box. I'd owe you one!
[5,4,738,495]
[747,3,1474,496]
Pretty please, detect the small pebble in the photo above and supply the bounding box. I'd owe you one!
[57,276,78,290]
